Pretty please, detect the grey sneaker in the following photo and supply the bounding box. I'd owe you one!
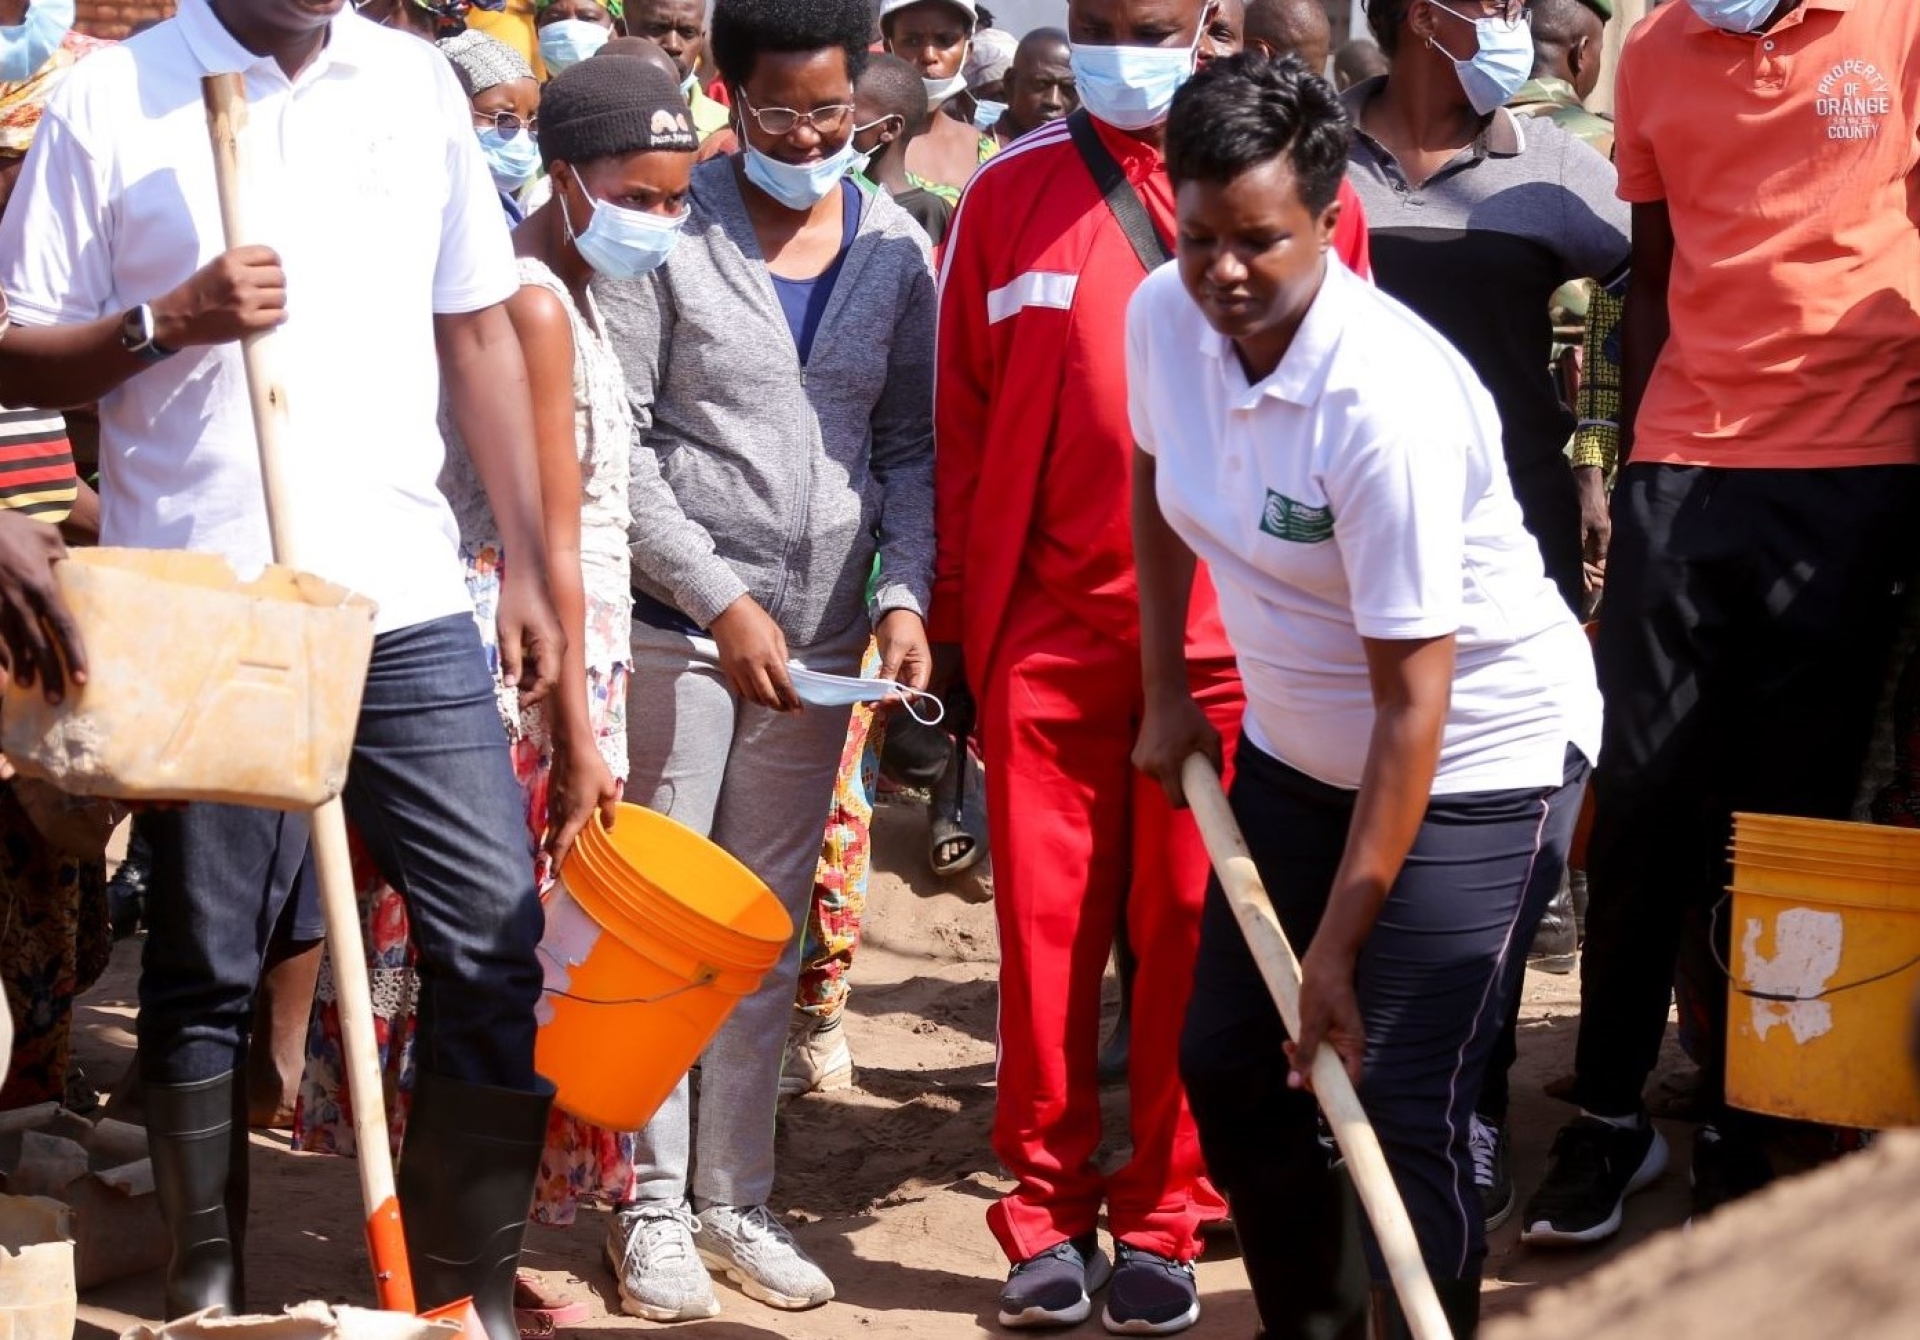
[697,1203,834,1310]
[779,1012,854,1099]
[604,1201,720,1322]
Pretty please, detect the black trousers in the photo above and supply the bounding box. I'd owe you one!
[1182,740,1585,1336]
[1569,463,1920,1117]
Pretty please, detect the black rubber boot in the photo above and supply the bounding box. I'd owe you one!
[398,1071,556,1340]
[1370,1276,1481,1340]
[145,1072,244,1319]
[1232,1159,1370,1340]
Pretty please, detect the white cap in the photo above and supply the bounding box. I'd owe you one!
[964,27,1017,86]
[878,0,978,26]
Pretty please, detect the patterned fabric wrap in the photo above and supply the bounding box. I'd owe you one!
[0,30,109,156]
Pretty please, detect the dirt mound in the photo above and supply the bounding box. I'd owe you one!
[1488,1131,1920,1340]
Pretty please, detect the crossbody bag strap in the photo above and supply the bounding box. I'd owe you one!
[1066,109,1173,273]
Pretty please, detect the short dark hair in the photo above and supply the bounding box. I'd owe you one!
[860,52,933,137]
[1165,52,1351,214]
[709,0,873,92]
[1364,0,1411,56]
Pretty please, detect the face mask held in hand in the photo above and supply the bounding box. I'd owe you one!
[1425,0,1534,117]
[478,126,541,190]
[786,663,947,726]
[539,18,610,73]
[1683,0,1783,33]
[1069,18,1204,132]
[743,137,861,211]
[563,190,687,280]
[0,0,75,83]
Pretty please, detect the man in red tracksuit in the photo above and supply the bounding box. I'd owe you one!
[933,3,1370,1330]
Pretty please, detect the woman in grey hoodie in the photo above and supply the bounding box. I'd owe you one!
[593,0,937,1323]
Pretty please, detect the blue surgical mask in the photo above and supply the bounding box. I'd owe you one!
[1684,0,1781,33]
[564,190,688,280]
[1427,2,1534,117]
[477,126,541,190]
[0,0,74,83]
[681,70,698,100]
[538,18,609,73]
[1068,21,1204,132]
[786,663,946,726]
[971,96,1007,132]
[742,137,861,211]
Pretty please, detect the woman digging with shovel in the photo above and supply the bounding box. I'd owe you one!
[1127,55,1599,1339]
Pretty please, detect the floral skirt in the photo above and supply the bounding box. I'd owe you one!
[293,543,637,1223]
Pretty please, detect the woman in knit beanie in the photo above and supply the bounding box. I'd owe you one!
[296,54,696,1336]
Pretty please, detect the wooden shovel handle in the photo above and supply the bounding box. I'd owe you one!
[1180,755,1453,1340]
[201,71,416,1314]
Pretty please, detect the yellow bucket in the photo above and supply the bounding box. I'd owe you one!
[533,802,792,1131]
[1726,815,1920,1129]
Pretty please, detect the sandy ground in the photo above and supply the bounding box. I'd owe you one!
[68,796,1700,1340]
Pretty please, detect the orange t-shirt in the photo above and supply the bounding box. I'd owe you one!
[1614,0,1920,469]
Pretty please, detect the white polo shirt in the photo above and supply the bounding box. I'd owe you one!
[1127,260,1601,795]
[0,0,518,633]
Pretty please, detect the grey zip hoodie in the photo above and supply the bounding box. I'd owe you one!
[596,160,937,650]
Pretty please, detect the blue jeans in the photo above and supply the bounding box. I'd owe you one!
[138,614,542,1090]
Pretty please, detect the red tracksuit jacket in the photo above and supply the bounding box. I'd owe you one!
[933,114,1371,679]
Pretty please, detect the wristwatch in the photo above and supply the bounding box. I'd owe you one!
[119,303,176,363]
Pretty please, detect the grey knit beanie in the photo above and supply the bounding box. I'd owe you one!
[437,31,536,99]
[538,55,699,167]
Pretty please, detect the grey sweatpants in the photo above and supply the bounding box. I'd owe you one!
[624,617,862,1208]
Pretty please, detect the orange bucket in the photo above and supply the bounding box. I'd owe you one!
[533,802,793,1130]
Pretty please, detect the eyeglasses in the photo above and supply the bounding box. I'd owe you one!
[738,91,855,137]
[474,111,538,140]
[1432,0,1532,31]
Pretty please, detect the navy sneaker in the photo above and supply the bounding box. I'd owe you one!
[1101,1243,1199,1336]
[998,1234,1112,1329]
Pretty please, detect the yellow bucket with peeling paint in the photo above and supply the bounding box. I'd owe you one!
[1726,813,1920,1129]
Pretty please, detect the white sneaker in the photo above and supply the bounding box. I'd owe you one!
[697,1203,835,1310]
[778,1012,854,1098]
[604,1201,720,1322]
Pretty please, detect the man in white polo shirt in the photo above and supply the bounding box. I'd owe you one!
[0,0,562,1333]
[1129,54,1597,1338]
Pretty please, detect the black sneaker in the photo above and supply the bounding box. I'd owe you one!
[999,1234,1112,1329]
[1520,1115,1669,1247]
[1101,1243,1199,1335]
[1470,1115,1514,1231]
[1689,1123,1773,1225]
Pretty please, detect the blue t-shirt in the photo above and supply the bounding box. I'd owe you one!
[771,178,860,366]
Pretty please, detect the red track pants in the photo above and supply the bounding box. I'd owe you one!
[980,585,1242,1263]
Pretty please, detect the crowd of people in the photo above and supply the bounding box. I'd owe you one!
[0,0,1915,1338]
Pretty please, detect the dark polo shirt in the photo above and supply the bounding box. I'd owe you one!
[1342,78,1630,472]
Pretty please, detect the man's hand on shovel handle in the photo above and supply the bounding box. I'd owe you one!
[151,246,288,348]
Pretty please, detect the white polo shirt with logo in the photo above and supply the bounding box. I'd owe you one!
[0,0,518,633]
[1127,259,1601,795]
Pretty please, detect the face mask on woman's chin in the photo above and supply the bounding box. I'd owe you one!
[742,136,861,211]
[0,0,75,83]
[923,69,970,109]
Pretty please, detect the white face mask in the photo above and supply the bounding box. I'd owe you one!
[786,663,947,725]
[923,69,970,108]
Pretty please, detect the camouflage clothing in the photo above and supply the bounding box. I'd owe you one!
[1510,76,1614,159]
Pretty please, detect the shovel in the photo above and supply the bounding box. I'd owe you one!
[1180,755,1454,1340]
[201,72,483,1336]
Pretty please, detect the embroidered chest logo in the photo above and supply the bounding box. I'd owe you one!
[1814,60,1892,141]
[1260,490,1334,544]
